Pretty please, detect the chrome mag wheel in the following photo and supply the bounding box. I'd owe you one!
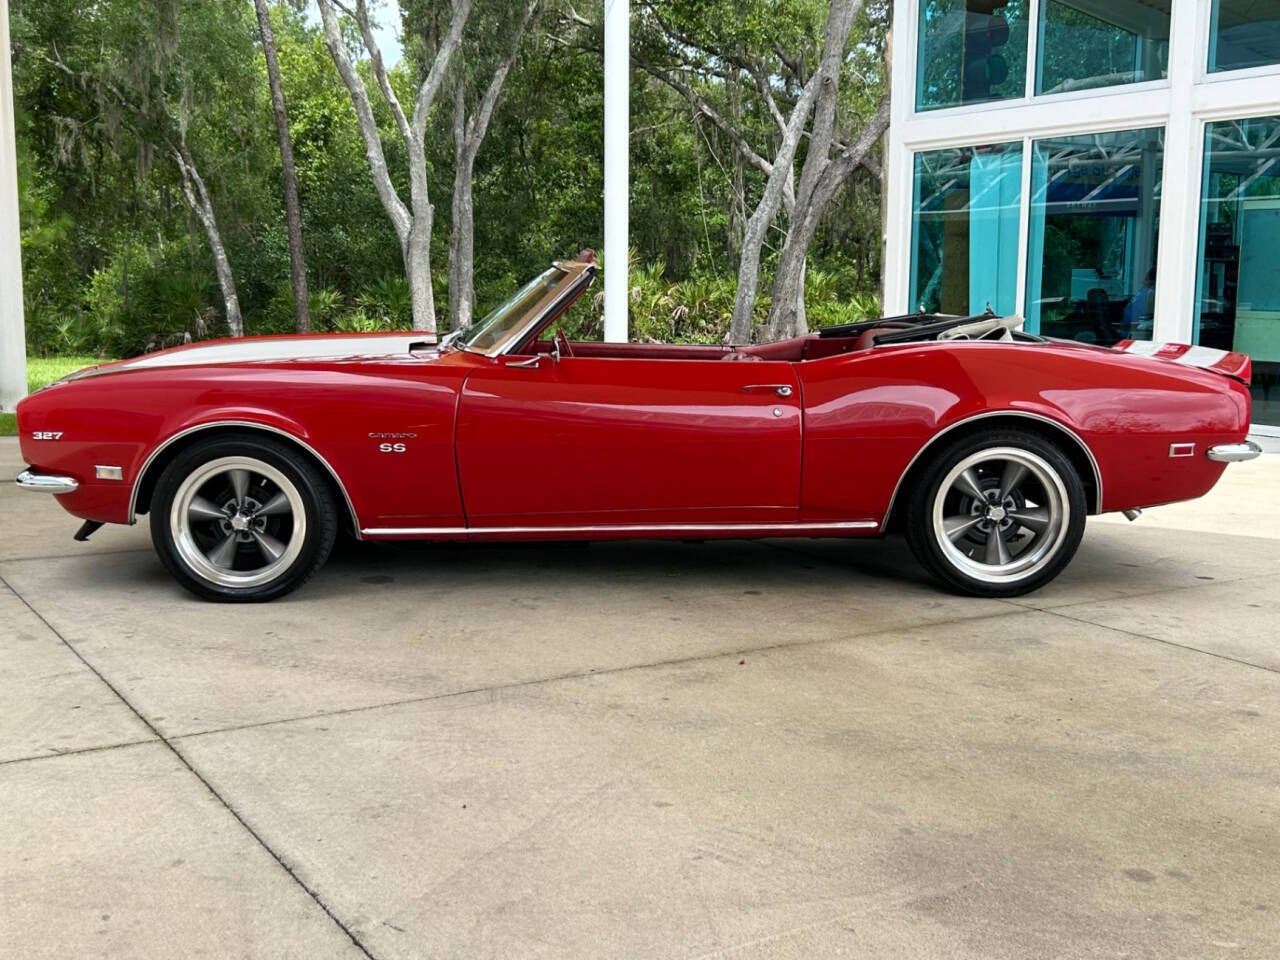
[930,446,1070,586]
[169,455,307,589]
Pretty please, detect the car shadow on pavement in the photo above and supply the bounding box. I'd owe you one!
[322,533,937,596]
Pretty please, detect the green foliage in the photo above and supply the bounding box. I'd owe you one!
[14,0,888,355]
[73,239,220,355]
[308,287,346,329]
[355,274,413,329]
[558,249,880,345]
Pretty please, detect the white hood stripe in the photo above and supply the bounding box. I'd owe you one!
[116,335,431,370]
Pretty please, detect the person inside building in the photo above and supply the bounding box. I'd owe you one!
[1122,267,1157,339]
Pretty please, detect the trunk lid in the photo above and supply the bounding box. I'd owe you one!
[1112,339,1252,384]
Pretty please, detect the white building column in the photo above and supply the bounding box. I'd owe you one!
[0,0,27,411]
[1150,0,1204,345]
[881,2,916,315]
[602,0,629,343]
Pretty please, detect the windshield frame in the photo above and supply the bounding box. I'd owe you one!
[462,259,596,358]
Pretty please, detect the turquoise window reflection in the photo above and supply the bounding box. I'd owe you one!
[1036,0,1169,95]
[917,0,1029,110]
[1209,0,1280,73]
[1025,128,1163,345]
[910,142,1023,316]
[1195,116,1280,427]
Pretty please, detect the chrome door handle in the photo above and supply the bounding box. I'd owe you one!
[506,354,543,368]
[742,383,793,397]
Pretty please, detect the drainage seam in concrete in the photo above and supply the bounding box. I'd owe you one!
[998,569,1278,613]
[0,737,159,768]
[0,573,380,960]
[0,547,154,564]
[1036,604,1280,676]
[766,538,1274,607]
[168,605,1030,745]
[764,540,1279,675]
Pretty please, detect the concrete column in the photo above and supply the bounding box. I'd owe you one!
[0,0,27,411]
[1150,0,1202,345]
[602,0,628,343]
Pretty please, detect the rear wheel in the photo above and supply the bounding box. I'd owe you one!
[904,429,1086,597]
[149,435,337,602]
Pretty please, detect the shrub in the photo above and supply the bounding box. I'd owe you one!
[354,274,412,329]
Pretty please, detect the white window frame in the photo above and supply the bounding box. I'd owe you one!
[885,0,1280,351]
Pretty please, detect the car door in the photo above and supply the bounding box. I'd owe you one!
[454,352,802,528]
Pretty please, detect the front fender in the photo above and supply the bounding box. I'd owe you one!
[17,360,471,529]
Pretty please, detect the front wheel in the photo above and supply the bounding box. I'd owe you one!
[904,429,1086,597]
[150,434,338,602]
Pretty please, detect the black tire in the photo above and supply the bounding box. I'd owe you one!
[149,433,338,602]
[903,428,1087,597]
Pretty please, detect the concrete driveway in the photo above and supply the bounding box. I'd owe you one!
[2,435,1278,959]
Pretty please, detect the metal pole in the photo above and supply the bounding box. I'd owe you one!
[0,0,26,411]
[602,0,628,343]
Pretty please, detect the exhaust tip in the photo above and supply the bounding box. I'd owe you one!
[1122,508,1143,522]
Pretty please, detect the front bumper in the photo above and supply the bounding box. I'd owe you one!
[1206,441,1263,463]
[15,469,79,494]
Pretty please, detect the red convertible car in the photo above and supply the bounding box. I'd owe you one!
[15,253,1261,602]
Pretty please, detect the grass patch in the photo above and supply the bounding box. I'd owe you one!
[1,355,113,437]
[26,355,107,392]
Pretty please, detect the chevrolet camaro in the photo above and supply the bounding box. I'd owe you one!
[15,252,1261,601]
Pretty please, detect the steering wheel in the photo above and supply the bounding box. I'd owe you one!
[554,328,574,359]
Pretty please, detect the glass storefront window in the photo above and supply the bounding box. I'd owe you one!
[917,0,1029,110]
[1025,127,1163,345]
[1036,0,1170,95]
[1209,0,1280,73]
[910,142,1023,315]
[1196,116,1280,427]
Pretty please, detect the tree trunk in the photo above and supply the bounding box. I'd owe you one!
[449,76,477,331]
[173,144,243,337]
[763,0,862,341]
[767,98,891,340]
[727,198,777,344]
[404,228,436,333]
[254,0,311,333]
[449,155,477,332]
[315,0,474,335]
[404,233,436,334]
[726,73,823,344]
[447,0,538,332]
[794,259,807,335]
[727,80,745,260]
[406,134,437,333]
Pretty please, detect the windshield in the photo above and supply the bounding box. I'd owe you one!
[463,267,567,353]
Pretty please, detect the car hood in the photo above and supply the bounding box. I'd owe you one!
[61,332,439,382]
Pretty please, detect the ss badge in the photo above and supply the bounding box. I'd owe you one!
[369,431,414,454]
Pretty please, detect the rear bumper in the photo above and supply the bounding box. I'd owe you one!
[1206,441,1263,463]
[15,469,79,494]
